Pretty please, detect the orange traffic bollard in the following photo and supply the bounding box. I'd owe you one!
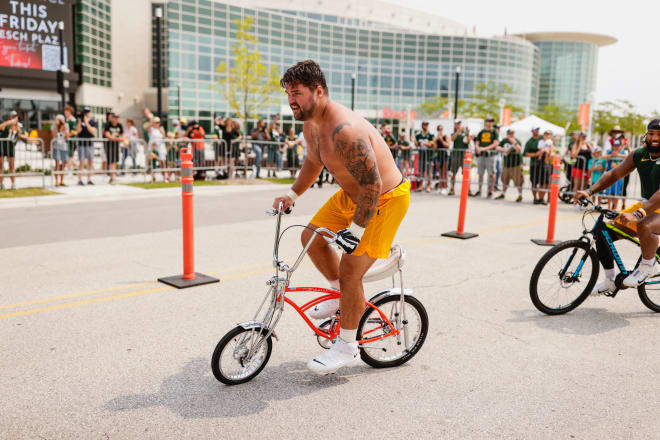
[532,155,563,246]
[442,150,478,240]
[158,147,219,288]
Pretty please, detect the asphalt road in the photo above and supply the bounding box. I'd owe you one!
[2,186,659,439]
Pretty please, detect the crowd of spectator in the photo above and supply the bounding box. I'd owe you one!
[380,119,635,206]
[0,107,639,205]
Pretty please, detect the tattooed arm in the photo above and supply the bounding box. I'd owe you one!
[332,122,382,227]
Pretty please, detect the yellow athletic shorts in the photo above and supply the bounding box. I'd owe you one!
[310,179,411,259]
[614,202,660,234]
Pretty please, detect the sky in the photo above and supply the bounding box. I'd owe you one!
[386,0,659,116]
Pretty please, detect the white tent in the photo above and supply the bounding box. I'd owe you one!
[501,115,566,145]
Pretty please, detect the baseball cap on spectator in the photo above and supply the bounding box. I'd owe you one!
[531,127,540,132]
[543,129,552,135]
[109,112,118,118]
[506,129,515,134]
[593,146,602,153]
[83,106,91,113]
[579,131,587,138]
[421,121,429,125]
[180,118,188,125]
[485,117,495,122]
[9,110,17,117]
[152,116,161,123]
[648,119,660,131]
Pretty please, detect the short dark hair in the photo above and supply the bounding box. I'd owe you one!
[280,60,329,95]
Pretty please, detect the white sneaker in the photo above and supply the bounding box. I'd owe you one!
[623,265,654,287]
[440,188,448,195]
[309,298,340,319]
[591,279,616,296]
[307,338,360,375]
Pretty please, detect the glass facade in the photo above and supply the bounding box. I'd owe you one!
[534,41,598,110]
[165,0,540,131]
[75,0,113,87]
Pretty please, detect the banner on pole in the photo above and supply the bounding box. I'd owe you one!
[501,108,512,126]
[577,103,590,130]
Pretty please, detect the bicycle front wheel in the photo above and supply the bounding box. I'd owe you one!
[357,295,428,368]
[530,239,599,315]
[211,326,272,385]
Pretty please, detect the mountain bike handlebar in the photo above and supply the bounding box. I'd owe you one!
[577,198,619,220]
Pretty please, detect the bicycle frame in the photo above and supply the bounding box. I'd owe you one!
[560,207,660,286]
[240,203,404,360]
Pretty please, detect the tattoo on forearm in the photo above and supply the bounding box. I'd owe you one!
[332,122,382,226]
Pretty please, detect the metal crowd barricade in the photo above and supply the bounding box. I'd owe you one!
[0,137,47,188]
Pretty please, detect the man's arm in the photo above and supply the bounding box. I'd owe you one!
[581,153,635,196]
[332,122,382,227]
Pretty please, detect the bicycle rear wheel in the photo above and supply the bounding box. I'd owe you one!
[638,277,660,312]
[530,240,599,315]
[211,326,272,385]
[357,295,428,368]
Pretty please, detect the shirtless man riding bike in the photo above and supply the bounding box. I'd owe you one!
[272,60,410,375]
[574,119,660,294]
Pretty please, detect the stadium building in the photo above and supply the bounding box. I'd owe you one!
[0,0,616,133]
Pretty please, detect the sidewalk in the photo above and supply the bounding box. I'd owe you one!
[0,176,286,209]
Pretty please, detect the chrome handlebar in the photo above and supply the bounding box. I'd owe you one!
[268,201,338,274]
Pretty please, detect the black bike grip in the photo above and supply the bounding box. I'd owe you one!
[284,203,294,214]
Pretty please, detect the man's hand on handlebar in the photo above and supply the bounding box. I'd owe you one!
[272,195,294,213]
[573,190,591,205]
[617,212,636,227]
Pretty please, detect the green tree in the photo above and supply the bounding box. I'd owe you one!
[418,96,466,118]
[536,102,580,133]
[592,101,619,136]
[215,17,280,138]
[462,82,524,120]
[617,100,647,137]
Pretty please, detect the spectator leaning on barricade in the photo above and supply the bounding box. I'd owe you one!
[51,114,69,187]
[449,120,470,196]
[250,119,269,179]
[564,131,579,186]
[103,112,124,184]
[212,115,225,170]
[121,118,139,174]
[0,110,27,190]
[588,146,606,205]
[284,126,301,177]
[274,124,286,173]
[265,114,282,176]
[415,121,435,192]
[221,117,241,179]
[435,124,450,194]
[397,129,412,179]
[63,106,77,175]
[570,131,591,193]
[145,113,166,183]
[472,117,498,198]
[76,106,97,186]
[185,120,206,179]
[493,124,503,191]
[383,125,397,162]
[523,127,545,204]
[534,129,556,205]
[495,129,523,202]
[604,133,628,211]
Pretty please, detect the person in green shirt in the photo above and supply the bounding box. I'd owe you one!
[383,125,398,161]
[415,121,435,192]
[0,110,28,190]
[472,117,499,197]
[495,129,523,202]
[523,127,547,204]
[449,120,471,195]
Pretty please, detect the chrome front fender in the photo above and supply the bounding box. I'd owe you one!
[237,320,279,341]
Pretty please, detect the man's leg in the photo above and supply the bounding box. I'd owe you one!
[9,157,15,188]
[301,224,340,283]
[637,214,660,260]
[338,252,376,329]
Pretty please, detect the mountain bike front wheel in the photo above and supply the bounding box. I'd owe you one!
[530,240,599,315]
[357,295,428,368]
[211,326,272,385]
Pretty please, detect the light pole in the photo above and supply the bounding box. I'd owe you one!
[454,66,461,120]
[155,7,163,122]
[177,83,182,120]
[57,21,66,111]
[351,73,356,111]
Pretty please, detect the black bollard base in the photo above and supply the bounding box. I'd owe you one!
[158,272,219,289]
[442,231,479,240]
[531,239,562,247]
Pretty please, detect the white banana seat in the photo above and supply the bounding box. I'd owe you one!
[362,245,405,283]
